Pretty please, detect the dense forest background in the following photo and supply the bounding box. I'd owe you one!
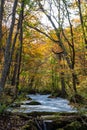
[0,0,87,105]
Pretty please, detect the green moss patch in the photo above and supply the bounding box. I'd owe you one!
[25,101,41,105]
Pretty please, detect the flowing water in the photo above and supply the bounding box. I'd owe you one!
[8,94,76,113]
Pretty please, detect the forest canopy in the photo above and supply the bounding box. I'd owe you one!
[0,0,87,101]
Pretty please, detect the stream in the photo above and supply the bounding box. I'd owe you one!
[8,94,77,113]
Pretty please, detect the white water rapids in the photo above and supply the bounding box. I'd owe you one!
[8,94,77,113]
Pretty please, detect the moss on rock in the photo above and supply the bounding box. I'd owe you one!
[64,121,81,130]
[21,120,38,130]
[25,101,41,105]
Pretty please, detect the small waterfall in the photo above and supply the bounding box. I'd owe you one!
[43,121,47,130]
[43,120,53,130]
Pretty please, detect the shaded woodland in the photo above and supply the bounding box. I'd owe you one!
[0,0,87,99]
[0,0,87,128]
[0,0,87,130]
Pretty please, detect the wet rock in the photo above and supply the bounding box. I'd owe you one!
[40,112,87,130]
[0,112,87,130]
[25,101,41,105]
[10,103,21,108]
[48,95,57,98]
[26,97,32,100]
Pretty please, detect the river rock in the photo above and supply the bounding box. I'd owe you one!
[25,101,41,105]
[10,103,21,108]
[26,96,32,100]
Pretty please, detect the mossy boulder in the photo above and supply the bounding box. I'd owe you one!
[26,97,32,100]
[21,124,30,130]
[25,101,41,105]
[21,120,38,130]
[16,93,32,102]
[64,121,81,130]
[9,103,21,108]
[22,124,37,130]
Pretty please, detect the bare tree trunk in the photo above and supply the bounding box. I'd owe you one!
[60,72,67,97]
[62,0,78,93]
[72,73,77,93]
[28,76,35,88]
[0,0,18,92]
[38,0,72,69]
[11,52,19,86]
[77,0,87,48]
[58,54,67,97]
[51,65,55,91]
[15,0,24,96]
[0,0,5,46]
[77,0,87,76]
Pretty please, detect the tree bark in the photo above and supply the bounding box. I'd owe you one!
[11,52,19,86]
[60,72,67,97]
[15,0,24,96]
[77,0,87,48]
[0,0,18,92]
[62,0,78,93]
[0,0,5,46]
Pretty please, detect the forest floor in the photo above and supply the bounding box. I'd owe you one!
[0,112,87,130]
[0,113,30,130]
[0,91,87,130]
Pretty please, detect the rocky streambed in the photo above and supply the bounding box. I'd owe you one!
[1,94,86,130]
[7,94,76,113]
[0,112,87,130]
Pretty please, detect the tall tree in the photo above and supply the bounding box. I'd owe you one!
[62,0,77,93]
[15,0,25,95]
[35,0,79,93]
[0,0,5,46]
[0,0,18,92]
[77,0,87,48]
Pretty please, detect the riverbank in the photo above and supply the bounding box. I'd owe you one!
[0,93,87,130]
[0,112,87,130]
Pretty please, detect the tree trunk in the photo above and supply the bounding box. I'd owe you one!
[78,0,87,48]
[60,72,67,97]
[51,66,55,90]
[0,0,18,92]
[15,0,24,96]
[28,76,35,88]
[72,73,77,93]
[11,52,19,86]
[0,0,5,46]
